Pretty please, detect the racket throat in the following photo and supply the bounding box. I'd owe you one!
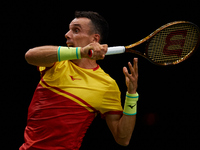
[125,49,147,57]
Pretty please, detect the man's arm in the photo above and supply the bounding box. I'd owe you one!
[105,58,138,146]
[25,46,58,67]
[25,43,107,67]
[106,114,136,146]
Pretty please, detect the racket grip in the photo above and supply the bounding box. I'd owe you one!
[106,46,126,55]
[88,46,125,57]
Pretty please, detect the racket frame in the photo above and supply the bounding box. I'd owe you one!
[125,21,200,66]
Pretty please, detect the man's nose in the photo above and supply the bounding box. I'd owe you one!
[65,30,71,39]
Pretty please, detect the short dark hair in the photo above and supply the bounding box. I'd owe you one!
[75,11,109,44]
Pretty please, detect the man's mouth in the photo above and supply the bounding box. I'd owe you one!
[66,42,74,47]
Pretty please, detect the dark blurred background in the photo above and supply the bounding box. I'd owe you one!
[1,0,200,149]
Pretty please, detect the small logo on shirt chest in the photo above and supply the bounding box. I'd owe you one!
[69,75,82,81]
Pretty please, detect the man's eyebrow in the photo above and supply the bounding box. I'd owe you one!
[71,24,82,28]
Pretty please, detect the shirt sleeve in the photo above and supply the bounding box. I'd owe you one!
[100,80,123,115]
[37,61,67,78]
[37,63,56,77]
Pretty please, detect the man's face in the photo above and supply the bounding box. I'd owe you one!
[65,18,94,47]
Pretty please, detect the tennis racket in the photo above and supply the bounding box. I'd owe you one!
[89,21,200,65]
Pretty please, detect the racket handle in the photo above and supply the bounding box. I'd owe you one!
[106,46,126,55]
[88,46,125,57]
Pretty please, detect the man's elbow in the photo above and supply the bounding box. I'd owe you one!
[25,49,34,65]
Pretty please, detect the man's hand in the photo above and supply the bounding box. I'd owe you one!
[81,42,108,60]
[123,58,138,94]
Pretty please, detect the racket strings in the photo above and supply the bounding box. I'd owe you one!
[147,24,199,65]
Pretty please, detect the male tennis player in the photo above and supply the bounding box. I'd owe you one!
[20,11,139,150]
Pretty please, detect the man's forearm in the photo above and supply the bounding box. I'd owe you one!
[25,46,59,67]
[105,113,136,146]
[116,114,136,146]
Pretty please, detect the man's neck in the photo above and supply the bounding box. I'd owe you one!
[71,58,98,69]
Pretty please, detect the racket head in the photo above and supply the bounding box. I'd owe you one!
[147,21,200,65]
[126,21,200,66]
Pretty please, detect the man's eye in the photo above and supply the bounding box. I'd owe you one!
[74,28,79,33]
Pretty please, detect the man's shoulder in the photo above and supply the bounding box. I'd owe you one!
[97,67,119,88]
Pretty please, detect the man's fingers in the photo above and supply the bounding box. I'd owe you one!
[133,58,138,75]
[127,58,138,77]
[89,43,107,60]
[123,67,130,77]
[128,62,135,77]
[123,58,138,94]
[123,66,127,73]
[102,44,108,53]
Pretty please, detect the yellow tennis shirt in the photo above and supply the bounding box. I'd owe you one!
[20,60,123,150]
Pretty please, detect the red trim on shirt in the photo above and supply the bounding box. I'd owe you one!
[70,60,100,71]
[92,65,100,71]
[41,78,97,112]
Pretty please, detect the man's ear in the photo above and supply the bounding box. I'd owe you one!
[93,34,101,43]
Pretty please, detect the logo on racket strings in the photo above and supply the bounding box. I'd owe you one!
[163,30,187,57]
